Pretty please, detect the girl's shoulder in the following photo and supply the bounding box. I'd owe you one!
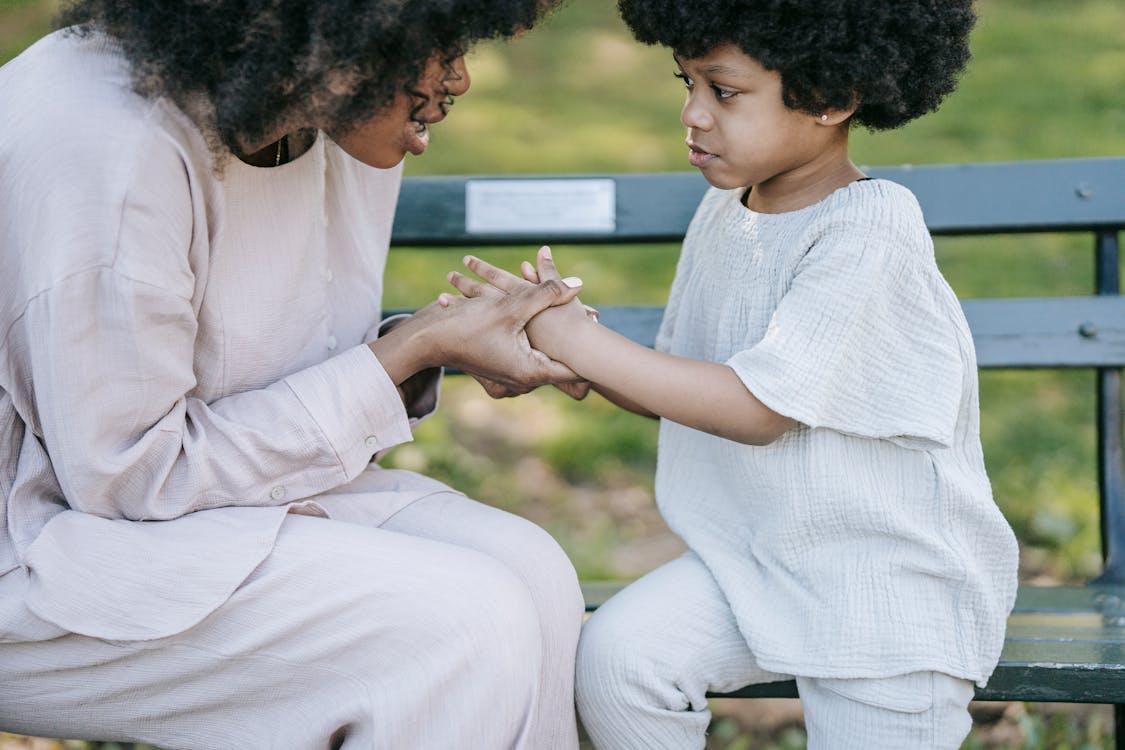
[696,179,926,233]
[808,179,931,254]
[817,178,924,226]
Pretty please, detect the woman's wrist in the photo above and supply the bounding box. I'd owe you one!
[368,316,440,384]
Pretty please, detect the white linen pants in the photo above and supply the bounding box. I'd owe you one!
[576,552,975,750]
[0,491,584,749]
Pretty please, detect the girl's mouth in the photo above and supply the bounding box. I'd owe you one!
[688,143,717,168]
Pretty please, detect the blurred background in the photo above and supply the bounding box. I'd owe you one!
[2,0,1124,747]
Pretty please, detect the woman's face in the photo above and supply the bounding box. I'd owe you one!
[336,54,471,168]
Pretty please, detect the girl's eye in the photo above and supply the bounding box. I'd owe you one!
[711,84,737,99]
[673,71,693,89]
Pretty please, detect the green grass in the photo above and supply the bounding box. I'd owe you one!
[3,0,1124,746]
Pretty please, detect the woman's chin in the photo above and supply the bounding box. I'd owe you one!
[404,125,430,156]
[334,132,409,168]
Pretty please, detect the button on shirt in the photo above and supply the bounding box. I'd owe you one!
[0,31,441,642]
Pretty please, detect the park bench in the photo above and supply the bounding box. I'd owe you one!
[391,156,1125,747]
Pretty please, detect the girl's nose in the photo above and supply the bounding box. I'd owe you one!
[680,94,712,130]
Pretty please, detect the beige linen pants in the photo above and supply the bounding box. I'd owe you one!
[0,491,584,749]
[576,552,975,750]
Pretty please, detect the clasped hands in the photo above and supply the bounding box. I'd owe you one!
[439,246,597,400]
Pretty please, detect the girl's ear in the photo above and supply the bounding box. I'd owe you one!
[817,93,859,126]
[816,104,858,126]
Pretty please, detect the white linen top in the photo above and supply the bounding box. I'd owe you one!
[0,31,445,643]
[654,181,1020,686]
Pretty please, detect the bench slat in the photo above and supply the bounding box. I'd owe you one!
[391,158,1125,245]
[592,297,1125,369]
[716,666,1125,704]
[965,297,1125,368]
[867,158,1125,235]
[390,296,1125,370]
[1014,583,1125,613]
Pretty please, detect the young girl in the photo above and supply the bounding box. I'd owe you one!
[447,0,1018,747]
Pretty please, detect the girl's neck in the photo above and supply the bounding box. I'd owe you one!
[742,157,864,213]
[743,137,865,214]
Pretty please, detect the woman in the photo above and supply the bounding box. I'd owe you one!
[0,1,583,748]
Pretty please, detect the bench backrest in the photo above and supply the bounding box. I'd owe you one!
[390,156,1125,583]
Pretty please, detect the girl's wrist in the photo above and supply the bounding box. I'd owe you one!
[546,315,599,376]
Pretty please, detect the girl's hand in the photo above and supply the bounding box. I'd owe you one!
[515,252,594,401]
[518,252,600,327]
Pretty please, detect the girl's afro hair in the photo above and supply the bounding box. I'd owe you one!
[59,0,561,154]
[618,0,976,129]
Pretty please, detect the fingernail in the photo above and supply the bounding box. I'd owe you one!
[463,255,474,266]
[541,246,552,259]
[561,276,582,288]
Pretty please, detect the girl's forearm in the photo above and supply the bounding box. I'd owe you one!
[590,383,658,419]
[548,321,794,445]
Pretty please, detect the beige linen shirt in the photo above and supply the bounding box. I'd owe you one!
[0,31,442,642]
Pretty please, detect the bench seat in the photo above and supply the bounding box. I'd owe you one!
[582,582,1125,704]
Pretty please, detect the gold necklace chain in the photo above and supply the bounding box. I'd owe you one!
[274,134,288,166]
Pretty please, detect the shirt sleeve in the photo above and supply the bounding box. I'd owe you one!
[727,214,964,449]
[11,123,414,522]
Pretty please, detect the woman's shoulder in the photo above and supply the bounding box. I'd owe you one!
[1,31,206,303]
[3,30,141,125]
[1,29,203,173]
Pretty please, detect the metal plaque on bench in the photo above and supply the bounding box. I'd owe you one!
[465,178,616,234]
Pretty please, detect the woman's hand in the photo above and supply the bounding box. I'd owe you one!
[444,247,597,400]
[369,273,586,395]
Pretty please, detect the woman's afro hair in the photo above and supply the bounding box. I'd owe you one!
[618,0,976,129]
[59,0,561,154]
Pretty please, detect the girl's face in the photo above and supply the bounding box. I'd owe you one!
[336,53,471,168]
[675,44,847,206]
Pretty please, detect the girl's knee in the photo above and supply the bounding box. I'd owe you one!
[576,606,654,699]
